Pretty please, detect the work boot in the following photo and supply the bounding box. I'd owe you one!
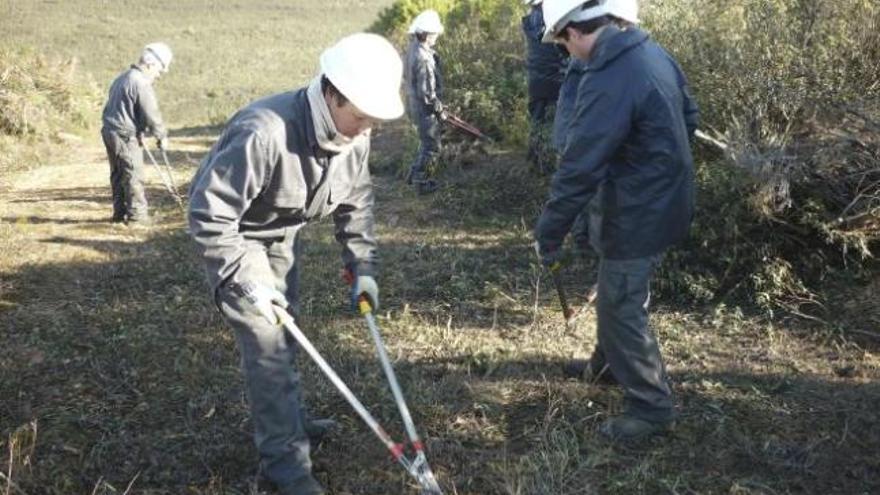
[276,474,326,495]
[598,415,673,442]
[563,358,617,385]
[304,418,337,448]
[125,213,151,226]
[415,179,439,195]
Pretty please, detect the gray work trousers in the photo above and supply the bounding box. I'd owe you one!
[593,254,674,423]
[101,128,148,221]
[216,227,313,487]
[408,105,441,183]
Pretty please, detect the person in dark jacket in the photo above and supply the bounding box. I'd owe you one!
[404,9,445,195]
[552,57,596,254]
[188,34,404,495]
[536,0,699,441]
[100,42,172,224]
[522,0,568,175]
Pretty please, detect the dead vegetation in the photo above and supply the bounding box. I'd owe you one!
[1,0,879,493]
[0,48,99,186]
[3,129,878,494]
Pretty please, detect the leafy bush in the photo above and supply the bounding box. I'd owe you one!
[645,0,879,313]
[0,47,100,180]
[375,0,880,317]
[372,0,529,146]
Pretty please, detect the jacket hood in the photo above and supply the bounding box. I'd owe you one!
[587,26,649,71]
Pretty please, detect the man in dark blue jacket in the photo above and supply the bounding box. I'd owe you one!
[536,0,699,441]
[522,0,568,175]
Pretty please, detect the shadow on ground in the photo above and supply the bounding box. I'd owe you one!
[2,203,878,494]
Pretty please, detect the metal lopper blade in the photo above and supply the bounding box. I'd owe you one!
[411,452,444,495]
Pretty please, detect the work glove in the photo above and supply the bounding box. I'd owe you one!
[157,137,168,150]
[343,268,379,313]
[534,240,563,271]
[233,281,289,325]
[136,133,145,148]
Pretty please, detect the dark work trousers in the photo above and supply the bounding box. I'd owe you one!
[527,97,557,175]
[594,254,674,423]
[408,105,441,184]
[216,227,313,488]
[101,128,148,222]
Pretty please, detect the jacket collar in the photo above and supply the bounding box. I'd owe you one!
[295,88,326,157]
[586,26,649,71]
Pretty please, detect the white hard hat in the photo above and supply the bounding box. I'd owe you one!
[407,9,444,34]
[608,0,640,25]
[541,0,638,43]
[523,0,543,5]
[142,42,173,72]
[319,33,404,120]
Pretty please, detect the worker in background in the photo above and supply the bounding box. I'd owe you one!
[100,42,172,224]
[522,0,568,175]
[404,9,445,195]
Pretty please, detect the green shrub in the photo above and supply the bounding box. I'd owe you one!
[644,0,879,312]
[372,0,529,147]
[375,0,879,316]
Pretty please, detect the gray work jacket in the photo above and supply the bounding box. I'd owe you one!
[101,65,167,139]
[188,88,378,294]
[536,26,699,260]
[404,39,444,112]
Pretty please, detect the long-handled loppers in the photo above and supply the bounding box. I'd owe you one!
[144,146,185,210]
[271,304,444,495]
[549,261,598,325]
[443,112,493,143]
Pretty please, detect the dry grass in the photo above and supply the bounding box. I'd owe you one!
[2,1,879,494]
[1,0,394,128]
[1,126,879,493]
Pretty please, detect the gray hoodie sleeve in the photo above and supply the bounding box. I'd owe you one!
[333,144,378,276]
[535,85,630,251]
[137,79,168,140]
[188,128,271,293]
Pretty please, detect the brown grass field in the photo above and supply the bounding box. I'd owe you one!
[2,1,879,494]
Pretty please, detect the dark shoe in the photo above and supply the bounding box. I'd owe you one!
[415,179,439,195]
[598,415,673,442]
[276,475,326,495]
[125,215,152,227]
[304,418,337,448]
[563,359,616,385]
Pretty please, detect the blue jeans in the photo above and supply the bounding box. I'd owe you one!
[595,254,674,422]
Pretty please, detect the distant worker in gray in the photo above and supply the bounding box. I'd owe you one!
[522,0,568,175]
[404,9,445,195]
[188,33,404,495]
[100,42,172,224]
